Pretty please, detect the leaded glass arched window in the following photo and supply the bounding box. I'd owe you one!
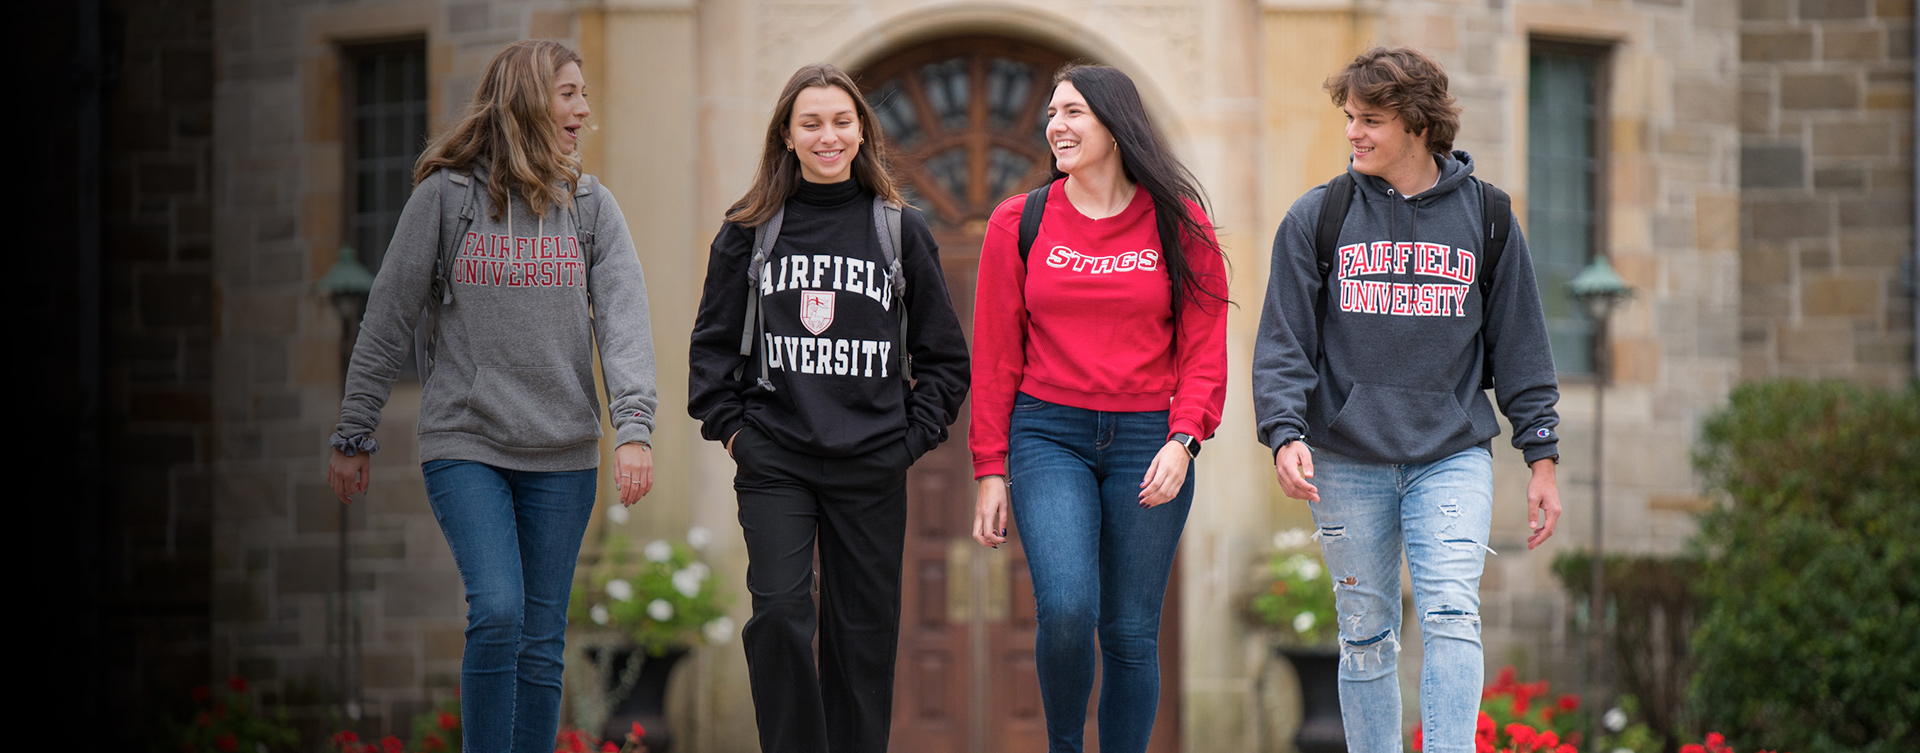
[858,38,1071,232]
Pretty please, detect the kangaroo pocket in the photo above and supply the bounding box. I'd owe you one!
[460,365,602,448]
[1326,382,1476,461]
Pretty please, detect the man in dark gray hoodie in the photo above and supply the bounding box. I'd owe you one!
[1253,47,1563,753]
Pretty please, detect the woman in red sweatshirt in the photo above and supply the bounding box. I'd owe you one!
[969,64,1228,753]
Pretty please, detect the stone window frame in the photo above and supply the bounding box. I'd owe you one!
[340,37,428,379]
[1527,36,1615,378]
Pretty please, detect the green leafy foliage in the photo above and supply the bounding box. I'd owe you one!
[1689,380,1920,753]
[1247,529,1338,646]
[154,676,300,753]
[570,535,731,656]
[1552,552,1699,745]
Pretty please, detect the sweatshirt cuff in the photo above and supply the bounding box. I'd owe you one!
[615,421,653,448]
[974,457,1007,480]
[1523,443,1560,466]
[1262,424,1306,451]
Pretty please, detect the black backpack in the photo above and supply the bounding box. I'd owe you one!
[731,197,910,390]
[1311,172,1514,390]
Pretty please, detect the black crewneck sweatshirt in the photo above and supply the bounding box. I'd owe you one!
[688,180,970,458]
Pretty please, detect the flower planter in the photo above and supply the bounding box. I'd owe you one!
[1278,645,1347,753]
[590,644,689,753]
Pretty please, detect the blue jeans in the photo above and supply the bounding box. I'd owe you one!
[1007,394,1193,753]
[1306,445,1493,753]
[423,460,598,753]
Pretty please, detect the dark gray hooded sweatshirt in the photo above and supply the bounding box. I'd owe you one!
[335,168,657,471]
[1253,151,1561,466]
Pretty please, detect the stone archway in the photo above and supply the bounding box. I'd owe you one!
[855,37,1182,753]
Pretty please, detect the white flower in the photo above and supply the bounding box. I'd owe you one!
[607,504,629,525]
[687,526,713,550]
[703,616,734,644]
[687,562,711,581]
[672,568,703,598]
[1292,611,1316,634]
[645,539,673,562]
[1603,707,1628,732]
[590,603,610,625]
[648,598,675,621]
[1296,559,1322,581]
[1272,528,1312,551]
[605,579,633,602]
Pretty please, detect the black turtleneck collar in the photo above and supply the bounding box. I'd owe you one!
[793,177,864,208]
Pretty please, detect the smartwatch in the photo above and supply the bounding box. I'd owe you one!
[1170,433,1201,458]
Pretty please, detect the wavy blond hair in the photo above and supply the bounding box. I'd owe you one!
[414,40,583,219]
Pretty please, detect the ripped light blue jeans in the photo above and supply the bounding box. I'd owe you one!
[1306,445,1493,753]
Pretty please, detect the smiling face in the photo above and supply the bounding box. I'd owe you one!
[551,61,589,155]
[784,85,862,184]
[1342,98,1430,181]
[1046,81,1118,176]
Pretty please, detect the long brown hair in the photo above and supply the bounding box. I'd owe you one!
[414,40,583,220]
[726,63,904,226]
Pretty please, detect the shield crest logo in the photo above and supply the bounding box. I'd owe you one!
[800,291,836,335]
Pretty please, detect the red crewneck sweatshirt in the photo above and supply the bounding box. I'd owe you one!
[969,179,1228,479]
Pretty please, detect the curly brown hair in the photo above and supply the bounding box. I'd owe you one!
[1323,47,1461,156]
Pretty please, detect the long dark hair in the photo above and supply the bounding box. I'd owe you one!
[1050,63,1228,317]
[727,63,905,226]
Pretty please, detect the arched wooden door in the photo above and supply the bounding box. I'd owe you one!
[858,38,1182,753]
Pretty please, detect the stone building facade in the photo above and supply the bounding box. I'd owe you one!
[53,0,1902,750]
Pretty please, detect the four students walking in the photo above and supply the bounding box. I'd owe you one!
[330,39,1561,753]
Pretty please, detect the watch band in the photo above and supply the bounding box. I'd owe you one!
[1170,432,1200,458]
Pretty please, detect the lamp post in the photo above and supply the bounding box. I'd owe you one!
[316,246,374,721]
[1568,254,1634,750]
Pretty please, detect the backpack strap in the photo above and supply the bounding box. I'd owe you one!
[873,196,911,382]
[1312,172,1355,344]
[416,170,480,380]
[732,208,784,389]
[574,175,601,309]
[1017,185,1049,263]
[1477,178,1512,390]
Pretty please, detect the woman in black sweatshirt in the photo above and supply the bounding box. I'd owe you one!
[686,63,969,753]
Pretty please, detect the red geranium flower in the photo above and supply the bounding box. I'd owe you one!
[630,722,647,741]
[1557,694,1580,712]
[1477,711,1496,737]
[1556,746,1576,753]
[191,686,212,703]
[424,733,446,751]
[1681,745,1707,753]
[1507,723,1537,750]
[331,731,361,747]
[1412,725,1424,751]
[382,735,404,753]
[601,744,618,753]
[227,675,249,693]
[214,733,239,752]
[1537,730,1561,750]
[439,711,459,730]
[195,711,213,728]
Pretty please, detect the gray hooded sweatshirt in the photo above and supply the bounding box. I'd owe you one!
[1253,151,1560,466]
[335,168,657,471]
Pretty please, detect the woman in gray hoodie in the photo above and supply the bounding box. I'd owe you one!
[325,40,657,753]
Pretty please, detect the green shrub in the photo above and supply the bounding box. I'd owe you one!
[1689,380,1919,752]
[1553,552,1699,748]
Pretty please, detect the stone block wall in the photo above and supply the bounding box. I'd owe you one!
[100,0,218,740]
[1741,0,1915,385]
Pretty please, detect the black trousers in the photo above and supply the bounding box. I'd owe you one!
[732,425,911,753]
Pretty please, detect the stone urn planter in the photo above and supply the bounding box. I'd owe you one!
[588,644,689,753]
[1278,645,1347,753]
